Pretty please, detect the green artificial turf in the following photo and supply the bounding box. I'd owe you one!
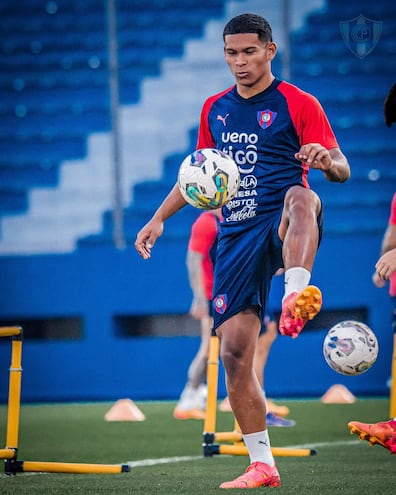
[0,399,395,494]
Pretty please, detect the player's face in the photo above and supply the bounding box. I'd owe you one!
[224,33,276,97]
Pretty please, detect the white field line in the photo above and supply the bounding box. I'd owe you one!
[126,455,202,468]
[287,439,361,450]
[125,439,361,468]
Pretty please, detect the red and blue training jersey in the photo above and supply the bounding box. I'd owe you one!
[196,78,339,226]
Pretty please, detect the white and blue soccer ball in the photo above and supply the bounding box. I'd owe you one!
[178,148,240,210]
[323,320,379,376]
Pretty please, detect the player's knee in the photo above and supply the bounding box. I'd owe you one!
[221,348,251,382]
[285,186,320,216]
[221,347,239,370]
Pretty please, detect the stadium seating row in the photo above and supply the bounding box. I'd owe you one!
[0,0,394,233]
[0,0,226,215]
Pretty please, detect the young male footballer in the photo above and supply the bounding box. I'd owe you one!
[136,13,350,488]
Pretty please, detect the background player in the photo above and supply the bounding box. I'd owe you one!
[173,209,222,419]
[348,192,396,453]
[348,83,396,454]
[348,192,396,454]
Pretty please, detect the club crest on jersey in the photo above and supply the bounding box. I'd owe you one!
[257,109,277,129]
[214,294,228,314]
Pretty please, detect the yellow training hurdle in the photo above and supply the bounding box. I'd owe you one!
[0,326,129,475]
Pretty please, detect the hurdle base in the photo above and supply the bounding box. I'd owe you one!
[203,442,220,457]
[4,458,130,475]
[203,440,316,458]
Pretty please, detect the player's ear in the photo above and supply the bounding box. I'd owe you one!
[266,42,277,61]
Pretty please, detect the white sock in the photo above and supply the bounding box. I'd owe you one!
[283,267,311,301]
[242,430,275,466]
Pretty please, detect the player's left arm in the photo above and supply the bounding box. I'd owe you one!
[295,145,350,183]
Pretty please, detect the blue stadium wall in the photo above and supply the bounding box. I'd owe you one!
[0,230,393,403]
[0,0,395,402]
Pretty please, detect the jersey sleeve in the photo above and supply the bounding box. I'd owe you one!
[196,98,216,149]
[299,93,339,149]
[188,212,217,255]
[196,87,234,149]
[279,82,339,150]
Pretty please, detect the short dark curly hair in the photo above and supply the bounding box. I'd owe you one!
[384,82,396,127]
[223,13,273,43]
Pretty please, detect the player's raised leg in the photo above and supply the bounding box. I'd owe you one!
[278,187,323,338]
[279,286,322,338]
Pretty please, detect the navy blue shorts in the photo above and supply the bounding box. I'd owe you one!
[212,207,323,331]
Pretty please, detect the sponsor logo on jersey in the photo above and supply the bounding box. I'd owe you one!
[220,132,259,174]
[219,133,260,221]
[217,113,230,126]
[240,175,257,189]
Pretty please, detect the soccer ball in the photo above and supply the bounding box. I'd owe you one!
[177,148,240,210]
[323,320,379,376]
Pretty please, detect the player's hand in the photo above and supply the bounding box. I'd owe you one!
[190,297,209,320]
[135,219,164,259]
[375,249,396,281]
[372,271,386,288]
[295,143,333,171]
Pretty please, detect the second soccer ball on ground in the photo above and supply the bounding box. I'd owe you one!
[323,320,379,376]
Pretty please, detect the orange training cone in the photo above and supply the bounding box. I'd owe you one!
[105,399,146,421]
[321,384,357,404]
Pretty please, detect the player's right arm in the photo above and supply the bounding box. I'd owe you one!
[135,184,187,259]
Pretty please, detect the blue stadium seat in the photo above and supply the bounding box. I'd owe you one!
[0,0,231,220]
[0,189,28,214]
[1,0,395,239]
